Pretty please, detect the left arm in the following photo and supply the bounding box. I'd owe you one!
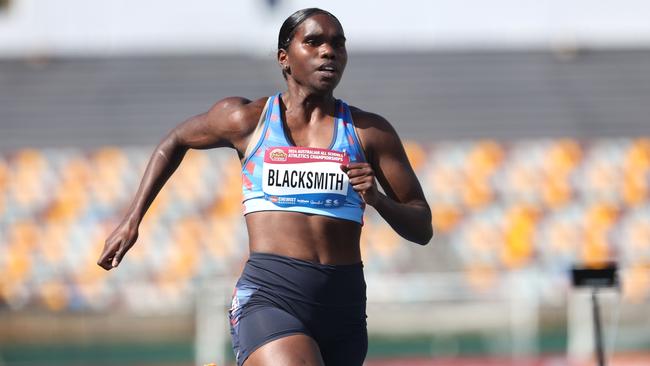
[344,109,433,245]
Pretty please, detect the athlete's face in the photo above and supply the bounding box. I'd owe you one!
[279,14,347,93]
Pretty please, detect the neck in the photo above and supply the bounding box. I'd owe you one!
[282,83,336,123]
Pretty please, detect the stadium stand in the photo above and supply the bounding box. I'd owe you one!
[0,138,649,311]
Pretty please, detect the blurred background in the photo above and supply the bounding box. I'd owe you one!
[1,0,650,365]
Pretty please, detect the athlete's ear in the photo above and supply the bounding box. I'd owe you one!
[278,48,289,72]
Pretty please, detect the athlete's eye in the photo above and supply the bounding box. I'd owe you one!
[333,36,346,48]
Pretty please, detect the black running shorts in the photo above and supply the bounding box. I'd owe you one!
[228,252,367,366]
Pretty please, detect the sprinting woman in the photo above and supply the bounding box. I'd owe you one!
[97,8,433,366]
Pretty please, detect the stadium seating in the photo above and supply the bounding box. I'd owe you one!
[0,138,648,311]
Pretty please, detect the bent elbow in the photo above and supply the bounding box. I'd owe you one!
[411,224,433,246]
[411,237,431,246]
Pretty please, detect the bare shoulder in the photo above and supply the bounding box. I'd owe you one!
[172,96,270,151]
[204,96,268,136]
[349,105,392,128]
[348,105,402,156]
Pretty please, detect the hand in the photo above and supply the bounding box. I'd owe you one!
[97,219,139,270]
[342,162,380,206]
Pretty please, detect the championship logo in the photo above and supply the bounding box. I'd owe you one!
[269,148,288,162]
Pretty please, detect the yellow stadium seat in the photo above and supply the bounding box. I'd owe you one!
[89,147,128,208]
[622,264,650,304]
[622,139,650,206]
[9,149,48,214]
[578,140,625,205]
[581,203,618,267]
[46,156,90,222]
[617,207,650,265]
[402,140,427,172]
[430,204,462,234]
[542,139,582,208]
[462,140,503,209]
[501,204,538,269]
[39,222,70,266]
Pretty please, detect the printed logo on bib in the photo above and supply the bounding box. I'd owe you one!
[269,148,288,162]
[262,146,350,208]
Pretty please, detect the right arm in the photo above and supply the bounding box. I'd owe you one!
[97,97,262,270]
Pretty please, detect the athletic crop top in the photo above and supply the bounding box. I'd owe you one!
[241,93,367,224]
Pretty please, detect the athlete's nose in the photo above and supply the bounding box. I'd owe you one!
[319,43,335,59]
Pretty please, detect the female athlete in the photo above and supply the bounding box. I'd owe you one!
[97,8,433,366]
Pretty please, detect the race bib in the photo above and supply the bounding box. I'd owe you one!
[262,146,350,208]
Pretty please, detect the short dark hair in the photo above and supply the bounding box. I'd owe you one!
[277,8,341,78]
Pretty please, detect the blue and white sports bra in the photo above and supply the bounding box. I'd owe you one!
[241,93,367,224]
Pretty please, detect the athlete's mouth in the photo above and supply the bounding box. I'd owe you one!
[317,63,338,74]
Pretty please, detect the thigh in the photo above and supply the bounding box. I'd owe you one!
[231,306,314,366]
[244,334,325,366]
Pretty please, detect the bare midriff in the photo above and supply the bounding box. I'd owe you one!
[245,211,362,265]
